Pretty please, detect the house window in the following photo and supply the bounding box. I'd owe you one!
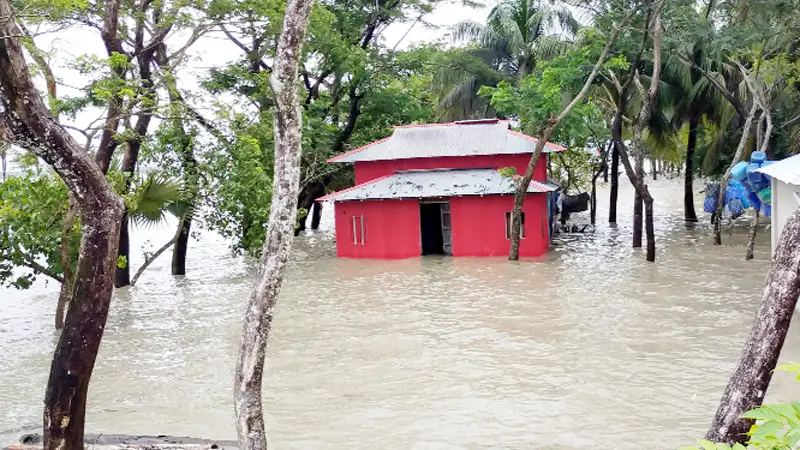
[505,212,526,239]
[352,215,366,245]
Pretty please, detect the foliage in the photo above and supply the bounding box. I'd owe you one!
[0,173,77,289]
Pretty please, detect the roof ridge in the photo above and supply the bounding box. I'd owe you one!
[327,136,391,163]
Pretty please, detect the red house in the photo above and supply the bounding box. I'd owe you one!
[319,119,564,259]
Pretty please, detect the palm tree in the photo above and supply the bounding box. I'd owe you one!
[438,0,578,120]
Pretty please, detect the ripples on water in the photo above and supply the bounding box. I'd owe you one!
[3,178,800,450]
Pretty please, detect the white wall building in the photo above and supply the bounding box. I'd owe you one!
[755,154,800,253]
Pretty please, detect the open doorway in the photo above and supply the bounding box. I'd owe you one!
[420,202,452,255]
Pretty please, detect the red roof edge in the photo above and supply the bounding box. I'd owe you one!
[318,173,395,202]
[506,130,566,152]
[328,136,391,163]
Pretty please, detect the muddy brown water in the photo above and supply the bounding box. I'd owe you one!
[3,178,800,450]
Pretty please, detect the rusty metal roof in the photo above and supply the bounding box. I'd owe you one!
[318,168,557,202]
[328,120,566,163]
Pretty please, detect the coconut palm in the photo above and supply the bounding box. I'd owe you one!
[438,0,579,120]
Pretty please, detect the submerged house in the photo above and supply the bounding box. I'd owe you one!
[319,119,565,259]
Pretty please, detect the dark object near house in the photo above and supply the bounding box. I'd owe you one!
[561,192,590,215]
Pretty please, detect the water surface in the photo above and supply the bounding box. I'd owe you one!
[2,178,799,450]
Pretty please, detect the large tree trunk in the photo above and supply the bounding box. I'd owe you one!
[705,209,800,445]
[685,116,699,222]
[233,1,313,449]
[609,143,619,223]
[0,7,125,449]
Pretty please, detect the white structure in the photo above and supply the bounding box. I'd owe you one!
[755,154,800,254]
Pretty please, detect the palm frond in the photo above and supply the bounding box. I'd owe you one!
[128,174,183,228]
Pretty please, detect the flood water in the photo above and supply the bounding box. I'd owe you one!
[3,177,800,450]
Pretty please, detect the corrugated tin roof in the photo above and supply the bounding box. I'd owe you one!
[755,154,800,185]
[329,120,566,163]
[319,168,556,202]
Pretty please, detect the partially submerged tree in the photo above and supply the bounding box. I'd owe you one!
[232,0,313,448]
[481,15,631,260]
[705,208,800,445]
[0,2,125,449]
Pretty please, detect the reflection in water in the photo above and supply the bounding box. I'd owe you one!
[3,178,800,449]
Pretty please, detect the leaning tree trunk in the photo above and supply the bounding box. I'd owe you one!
[745,209,760,261]
[706,208,800,445]
[233,0,313,449]
[507,16,630,259]
[685,116,699,222]
[0,7,125,449]
[609,144,619,223]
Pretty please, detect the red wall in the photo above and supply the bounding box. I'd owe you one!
[449,194,549,257]
[354,154,548,185]
[333,193,550,259]
[334,199,421,259]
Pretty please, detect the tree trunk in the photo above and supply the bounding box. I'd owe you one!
[651,158,657,180]
[172,216,192,275]
[633,189,643,248]
[603,150,610,183]
[55,194,77,330]
[715,105,758,245]
[507,16,630,259]
[685,116,699,222]
[0,8,125,449]
[645,197,655,262]
[633,156,644,248]
[609,143,619,223]
[745,209,759,261]
[115,214,130,287]
[310,201,323,229]
[705,209,800,445]
[233,1,313,449]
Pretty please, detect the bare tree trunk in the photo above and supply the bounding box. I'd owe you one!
[508,15,631,260]
[714,104,758,245]
[611,0,664,262]
[745,209,760,261]
[233,1,313,449]
[685,116,699,222]
[55,194,78,330]
[706,209,800,445]
[609,143,619,223]
[0,6,125,449]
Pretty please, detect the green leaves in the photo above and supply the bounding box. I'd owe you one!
[0,172,75,289]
